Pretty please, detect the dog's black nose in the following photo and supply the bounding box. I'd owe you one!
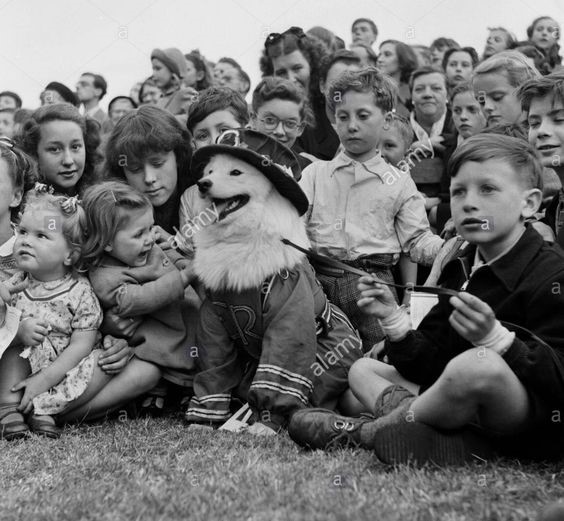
[198,179,212,193]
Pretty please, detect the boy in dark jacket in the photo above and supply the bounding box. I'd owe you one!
[289,134,564,464]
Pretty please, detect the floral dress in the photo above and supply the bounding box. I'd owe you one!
[8,272,103,415]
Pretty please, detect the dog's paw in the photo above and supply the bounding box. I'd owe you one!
[246,422,277,436]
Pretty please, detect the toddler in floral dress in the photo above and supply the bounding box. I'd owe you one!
[2,184,102,438]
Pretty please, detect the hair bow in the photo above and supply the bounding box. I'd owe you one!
[60,195,81,214]
[34,182,54,194]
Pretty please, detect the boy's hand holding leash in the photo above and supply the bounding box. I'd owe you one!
[449,293,514,355]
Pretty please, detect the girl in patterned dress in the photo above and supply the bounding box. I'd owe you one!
[1,185,102,438]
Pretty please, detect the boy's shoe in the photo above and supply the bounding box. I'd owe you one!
[288,408,370,450]
[373,384,415,419]
[289,402,494,465]
[0,403,29,441]
[27,414,61,439]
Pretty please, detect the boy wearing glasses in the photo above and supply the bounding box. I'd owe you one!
[251,76,314,169]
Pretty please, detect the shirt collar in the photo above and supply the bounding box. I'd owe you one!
[330,150,390,180]
[452,225,544,292]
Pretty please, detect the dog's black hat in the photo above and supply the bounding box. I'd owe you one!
[191,128,309,216]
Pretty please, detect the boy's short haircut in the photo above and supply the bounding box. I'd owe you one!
[0,91,22,109]
[384,112,413,150]
[449,82,474,103]
[351,18,378,38]
[448,134,543,191]
[472,50,541,88]
[319,50,363,84]
[252,76,314,127]
[327,67,397,115]
[409,66,447,92]
[517,71,564,112]
[187,86,249,134]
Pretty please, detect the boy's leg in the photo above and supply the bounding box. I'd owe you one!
[411,348,530,434]
[59,357,161,423]
[349,357,419,413]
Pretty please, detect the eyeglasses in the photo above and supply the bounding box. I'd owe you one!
[258,116,303,132]
[264,26,306,48]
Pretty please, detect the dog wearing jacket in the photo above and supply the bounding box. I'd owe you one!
[185,129,362,435]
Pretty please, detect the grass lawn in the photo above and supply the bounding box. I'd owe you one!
[1,414,563,521]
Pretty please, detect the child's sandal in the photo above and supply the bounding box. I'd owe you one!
[27,414,61,439]
[0,403,29,441]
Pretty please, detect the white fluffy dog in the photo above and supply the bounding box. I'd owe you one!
[194,154,310,292]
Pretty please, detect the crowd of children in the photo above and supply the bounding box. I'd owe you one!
[0,13,563,465]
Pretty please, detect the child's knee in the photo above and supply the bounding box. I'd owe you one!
[349,358,389,386]
[442,348,510,398]
[133,359,162,390]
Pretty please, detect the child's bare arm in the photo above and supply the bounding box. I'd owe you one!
[13,329,98,414]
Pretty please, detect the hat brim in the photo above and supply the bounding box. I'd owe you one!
[192,145,309,216]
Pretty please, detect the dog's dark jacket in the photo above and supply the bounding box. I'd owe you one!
[185,260,362,429]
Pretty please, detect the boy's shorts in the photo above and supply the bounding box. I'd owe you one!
[315,254,398,353]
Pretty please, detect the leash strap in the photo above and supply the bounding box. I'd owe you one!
[281,238,459,297]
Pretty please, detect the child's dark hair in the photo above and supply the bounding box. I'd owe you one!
[319,50,362,85]
[187,87,249,134]
[17,103,102,195]
[0,140,37,219]
[409,66,447,92]
[327,67,397,115]
[351,18,378,39]
[105,105,191,181]
[81,180,153,269]
[251,77,314,127]
[430,37,460,52]
[21,186,88,273]
[260,27,328,107]
[442,47,479,70]
[448,134,543,191]
[379,40,419,83]
[184,50,213,91]
[449,82,475,103]
[517,70,564,112]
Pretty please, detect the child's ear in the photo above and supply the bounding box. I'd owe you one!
[63,249,79,267]
[10,189,23,209]
[196,70,205,82]
[521,188,543,219]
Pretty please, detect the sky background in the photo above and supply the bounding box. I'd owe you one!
[2,0,564,108]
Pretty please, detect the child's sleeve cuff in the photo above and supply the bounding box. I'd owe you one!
[472,320,515,356]
[379,305,411,342]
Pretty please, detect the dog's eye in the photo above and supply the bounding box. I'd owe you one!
[229,169,243,176]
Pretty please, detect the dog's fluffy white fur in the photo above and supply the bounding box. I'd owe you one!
[194,154,310,292]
